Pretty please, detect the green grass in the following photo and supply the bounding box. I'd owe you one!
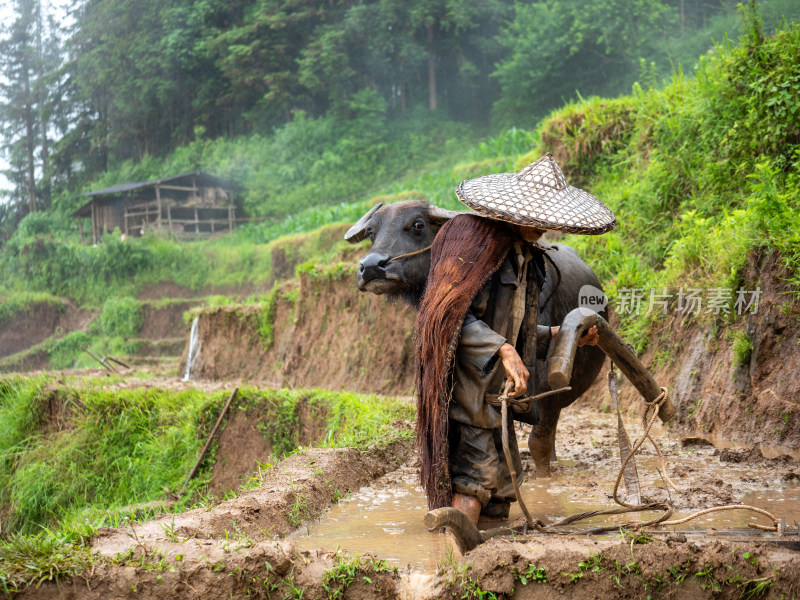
[0,378,413,596]
[99,296,142,339]
[0,533,95,596]
[526,20,800,351]
[0,377,413,539]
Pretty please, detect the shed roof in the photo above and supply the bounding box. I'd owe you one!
[80,171,238,197]
[72,171,239,217]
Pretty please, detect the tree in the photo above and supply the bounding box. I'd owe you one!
[65,0,212,170]
[492,0,673,126]
[0,0,61,215]
[296,0,508,121]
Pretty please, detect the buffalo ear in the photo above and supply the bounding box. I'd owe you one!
[427,205,463,225]
[344,203,383,243]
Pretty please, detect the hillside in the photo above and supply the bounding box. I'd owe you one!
[182,19,800,442]
[1,14,799,600]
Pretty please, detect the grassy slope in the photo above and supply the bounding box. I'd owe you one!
[531,21,800,349]
[0,377,413,537]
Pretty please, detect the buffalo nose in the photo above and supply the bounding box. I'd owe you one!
[359,252,390,281]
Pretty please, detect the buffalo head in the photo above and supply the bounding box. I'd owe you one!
[345,201,460,305]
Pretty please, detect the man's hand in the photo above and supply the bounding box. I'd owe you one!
[578,325,599,346]
[549,325,600,346]
[497,342,529,397]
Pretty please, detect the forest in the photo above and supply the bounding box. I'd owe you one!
[0,1,800,596]
[1,0,799,236]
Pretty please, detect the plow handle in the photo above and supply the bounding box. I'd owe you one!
[547,309,675,423]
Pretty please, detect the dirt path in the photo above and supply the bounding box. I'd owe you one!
[18,405,800,599]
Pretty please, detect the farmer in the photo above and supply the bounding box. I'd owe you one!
[414,153,615,525]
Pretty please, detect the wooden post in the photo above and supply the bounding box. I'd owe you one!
[180,388,239,495]
[156,185,162,229]
[91,201,98,244]
[167,205,173,239]
[194,207,199,234]
[228,205,234,232]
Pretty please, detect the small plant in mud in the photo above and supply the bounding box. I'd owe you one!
[562,552,606,583]
[321,553,395,599]
[694,565,722,592]
[620,527,654,545]
[688,397,703,419]
[440,557,499,600]
[513,563,547,584]
[731,330,754,368]
[160,517,179,542]
[741,551,758,566]
[735,575,775,599]
[113,546,173,573]
[288,494,314,528]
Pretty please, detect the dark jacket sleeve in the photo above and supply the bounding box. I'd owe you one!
[458,312,506,374]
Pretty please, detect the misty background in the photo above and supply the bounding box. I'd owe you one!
[1,0,799,240]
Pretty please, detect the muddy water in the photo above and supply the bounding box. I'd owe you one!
[294,407,800,571]
[292,465,455,571]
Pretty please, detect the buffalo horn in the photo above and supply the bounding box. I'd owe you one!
[344,203,383,243]
[427,205,463,223]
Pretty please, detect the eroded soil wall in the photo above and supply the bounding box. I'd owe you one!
[182,251,800,454]
[585,250,800,456]
[0,299,93,359]
[179,268,416,396]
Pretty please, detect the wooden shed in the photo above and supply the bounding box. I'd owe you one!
[71,172,239,243]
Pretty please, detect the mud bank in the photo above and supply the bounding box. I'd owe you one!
[0,298,93,360]
[178,267,417,395]
[15,405,800,599]
[436,535,800,600]
[582,250,800,457]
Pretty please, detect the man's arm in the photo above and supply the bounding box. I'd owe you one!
[499,325,599,397]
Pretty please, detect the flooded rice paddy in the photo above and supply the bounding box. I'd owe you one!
[293,406,800,572]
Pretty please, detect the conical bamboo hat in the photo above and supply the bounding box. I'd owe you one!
[455,153,615,234]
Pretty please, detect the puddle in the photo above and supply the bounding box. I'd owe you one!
[292,466,456,571]
[294,408,800,572]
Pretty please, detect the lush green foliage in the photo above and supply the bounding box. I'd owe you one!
[530,18,800,349]
[4,0,800,238]
[0,377,413,538]
[99,297,142,339]
[0,5,797,363]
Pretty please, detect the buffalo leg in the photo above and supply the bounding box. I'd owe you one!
[528,404,560,478]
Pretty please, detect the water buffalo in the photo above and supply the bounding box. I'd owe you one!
[345,200,607,477]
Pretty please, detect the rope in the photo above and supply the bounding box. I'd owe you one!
[495,377,782,536]
[501,390,538,530]
[386,245,432,263]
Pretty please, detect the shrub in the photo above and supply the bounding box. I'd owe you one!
[99,297,143,339]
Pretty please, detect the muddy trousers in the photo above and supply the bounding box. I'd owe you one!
[449,414,524,518]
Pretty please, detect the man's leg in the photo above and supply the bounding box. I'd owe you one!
[449,422,499,526]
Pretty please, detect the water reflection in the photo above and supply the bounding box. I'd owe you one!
[292,466,455,571]
[292,413,800,572]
